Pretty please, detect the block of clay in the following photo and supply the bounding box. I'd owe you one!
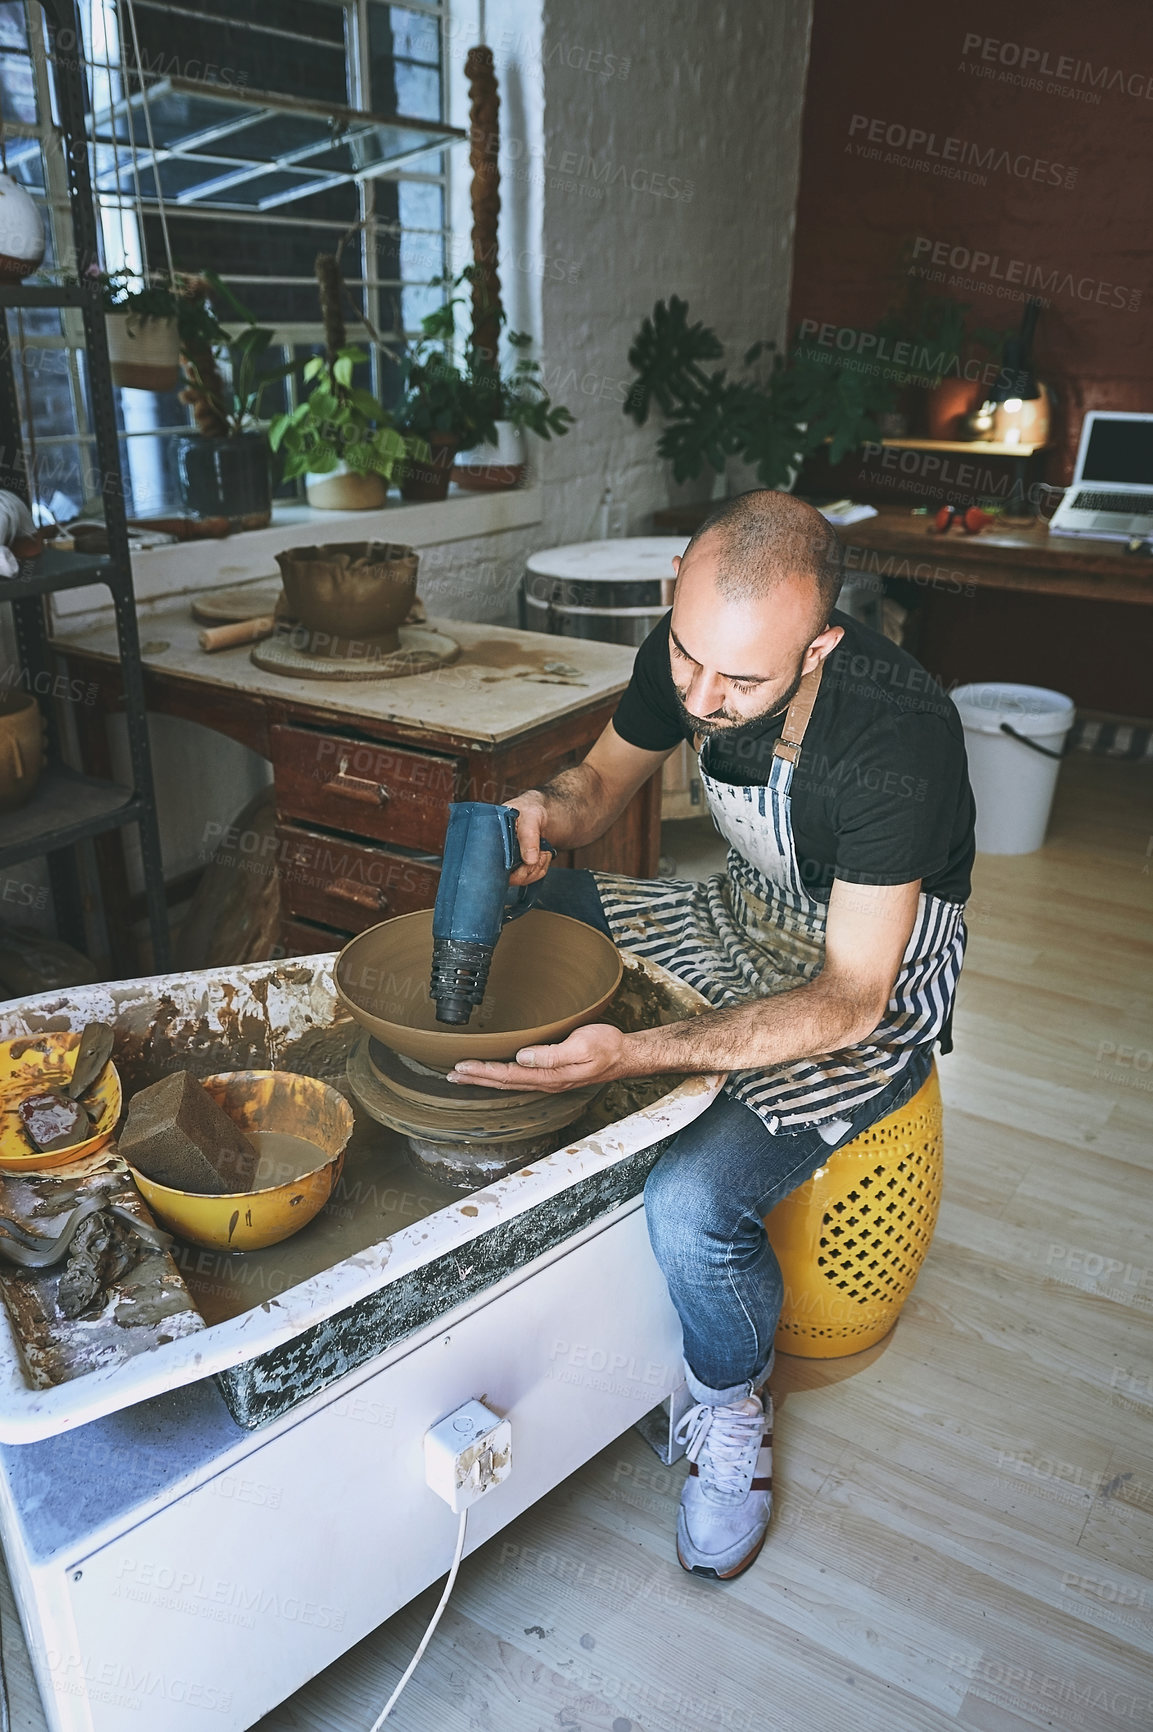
[119,1071,258,1194]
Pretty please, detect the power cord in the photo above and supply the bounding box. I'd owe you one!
[368,1507,469,1728]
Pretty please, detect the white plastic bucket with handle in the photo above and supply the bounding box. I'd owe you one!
[951,682,1075,854]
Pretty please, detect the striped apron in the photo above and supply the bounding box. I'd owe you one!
[594,663,967,1133]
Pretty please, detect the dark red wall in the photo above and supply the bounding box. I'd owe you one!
[789,1,1153,486]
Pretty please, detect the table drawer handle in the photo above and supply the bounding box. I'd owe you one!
[324,757,391,806]
[329,880,391,912]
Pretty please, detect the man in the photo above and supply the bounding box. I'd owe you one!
[452,489,975,1580]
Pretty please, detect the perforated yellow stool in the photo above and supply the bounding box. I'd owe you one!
[764,1062,943,1357]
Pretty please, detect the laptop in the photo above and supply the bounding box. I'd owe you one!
[1049,411,1153,539]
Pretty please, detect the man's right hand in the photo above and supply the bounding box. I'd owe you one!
[508,790,553,885]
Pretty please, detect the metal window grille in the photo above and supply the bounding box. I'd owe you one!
[0,0,452,520]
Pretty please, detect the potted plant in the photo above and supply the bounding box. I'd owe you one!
[269,254,414,510]
[177,272,289,528]
[97,269,184,392]
[624,295,895,491]
[392,290,486,501]
[446,264,573,492]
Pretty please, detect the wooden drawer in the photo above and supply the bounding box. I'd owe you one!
[270,724,462,851]
[277,915,346,957]
[277,823,441,934]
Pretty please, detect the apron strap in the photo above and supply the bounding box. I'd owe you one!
[772,661,824,768]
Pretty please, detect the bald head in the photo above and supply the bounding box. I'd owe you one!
[682,489,842,634]
[666,490,845,737]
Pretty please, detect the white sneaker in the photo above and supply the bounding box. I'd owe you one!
[674,1391,773,1578]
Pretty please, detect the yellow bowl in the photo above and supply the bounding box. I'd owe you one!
[125,1070,354,1252]
[0,1032,122,1170]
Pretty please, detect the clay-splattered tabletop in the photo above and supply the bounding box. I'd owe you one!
[51,592,644,746]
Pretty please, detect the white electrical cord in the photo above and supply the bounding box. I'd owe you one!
[368,1507,469,1729]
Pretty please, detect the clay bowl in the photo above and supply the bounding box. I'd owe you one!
[126,1070,354,1252]
[334,909,623,1071]
[275,541,418,657]
[0,690,43,812]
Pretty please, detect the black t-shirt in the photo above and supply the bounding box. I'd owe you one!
[613,609,975,904]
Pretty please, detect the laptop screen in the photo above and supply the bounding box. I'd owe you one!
[1081,417,1153,485]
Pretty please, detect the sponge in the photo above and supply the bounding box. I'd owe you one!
[119,1071,259,1195]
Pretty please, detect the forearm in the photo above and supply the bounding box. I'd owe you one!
[618,974,884,1079]
[518,761,620,852]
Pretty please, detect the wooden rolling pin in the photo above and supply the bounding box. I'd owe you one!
[198,615,276,653]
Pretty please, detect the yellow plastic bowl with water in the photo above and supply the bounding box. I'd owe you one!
[125,1070,354,1253]
[0,1032,122,1170]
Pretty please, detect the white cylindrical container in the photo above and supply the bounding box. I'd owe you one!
[951,682,1074,854]
[523,535,688,647]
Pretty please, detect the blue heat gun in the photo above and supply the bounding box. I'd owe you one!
[429,802,554,1025]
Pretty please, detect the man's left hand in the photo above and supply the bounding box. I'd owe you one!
[449,1023,628,1092]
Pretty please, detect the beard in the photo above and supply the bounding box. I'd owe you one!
[673,654,808,739]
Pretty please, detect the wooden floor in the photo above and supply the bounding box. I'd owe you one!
[2,752,1151,1731]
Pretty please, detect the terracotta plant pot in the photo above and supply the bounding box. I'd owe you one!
[925,378,983,440]
[105,312,181,392]
[304,465,388,511]
[275,541,418,657]
[398,434,461,503]
[453,420,527,492]
[0,690,44,812]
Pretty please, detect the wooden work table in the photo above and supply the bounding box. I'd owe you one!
[654,502,1153,716]
[52,593,659,967]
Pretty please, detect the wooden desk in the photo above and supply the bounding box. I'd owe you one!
[653,502,1153,717]
[52,600,659,971]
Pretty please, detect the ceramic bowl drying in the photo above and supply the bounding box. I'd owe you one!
[334,908,623,1070]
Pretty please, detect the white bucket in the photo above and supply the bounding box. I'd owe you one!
[952,682,1074,854]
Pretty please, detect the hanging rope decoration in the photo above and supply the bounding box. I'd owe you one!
[464,46,503,378]
[116,0,175,285]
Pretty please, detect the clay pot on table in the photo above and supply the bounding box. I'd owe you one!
[274,541,419,657]
[398,434,461,503]
[0,691,44,812]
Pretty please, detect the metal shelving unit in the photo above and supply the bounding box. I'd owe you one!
[0,0,170,971]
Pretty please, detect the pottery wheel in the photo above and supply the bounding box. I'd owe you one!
[346,1033,598,1143]
[191,582,284,622]
[251,626,459,681]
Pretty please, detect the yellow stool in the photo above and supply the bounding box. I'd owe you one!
[765,1062,943,1358]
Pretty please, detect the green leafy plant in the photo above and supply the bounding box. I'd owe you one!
[178,270,292,437]
[393,270,574,452]
[393,291,485,447]
[624,296,809,487]
[498,329,574,440]
[268,252,416,484]
[269,345,411,480]
[624,291,1006,490]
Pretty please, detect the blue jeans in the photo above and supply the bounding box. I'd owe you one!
[536,868,936,1394]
